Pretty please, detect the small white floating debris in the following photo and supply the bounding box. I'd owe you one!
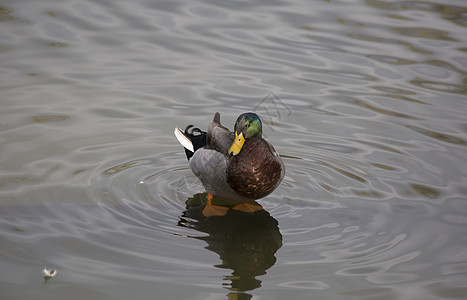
[42,267,57,278]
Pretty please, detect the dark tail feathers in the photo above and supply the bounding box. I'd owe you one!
[184,125,207,160]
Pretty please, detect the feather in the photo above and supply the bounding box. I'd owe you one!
[42,267,57,278]
[174,127,194,152]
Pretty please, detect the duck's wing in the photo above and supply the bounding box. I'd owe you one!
[207,112,234,155]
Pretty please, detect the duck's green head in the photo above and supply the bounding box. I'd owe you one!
[228,112,262,156]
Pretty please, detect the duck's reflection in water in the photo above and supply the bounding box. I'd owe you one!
[178,193,282,296]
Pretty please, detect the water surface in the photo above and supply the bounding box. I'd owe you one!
[1,0,467,299]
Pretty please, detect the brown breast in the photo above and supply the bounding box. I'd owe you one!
[227,138,282,200]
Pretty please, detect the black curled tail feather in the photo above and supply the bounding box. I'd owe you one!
[184,125,207,160]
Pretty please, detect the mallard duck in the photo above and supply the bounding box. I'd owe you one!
[174,112,285,216]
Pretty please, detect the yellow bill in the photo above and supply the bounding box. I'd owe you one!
[228,131,245,156]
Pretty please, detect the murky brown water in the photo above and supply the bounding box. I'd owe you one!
[1,0,467,299]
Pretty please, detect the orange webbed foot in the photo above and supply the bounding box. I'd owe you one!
[202,193,229,217]
[232,202,263,214]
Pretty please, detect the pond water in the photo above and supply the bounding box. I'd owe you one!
[1,0,467,299]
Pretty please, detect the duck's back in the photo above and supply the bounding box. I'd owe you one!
[207,112,234,154]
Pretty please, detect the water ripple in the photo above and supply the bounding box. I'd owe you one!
[1,0,467,298]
